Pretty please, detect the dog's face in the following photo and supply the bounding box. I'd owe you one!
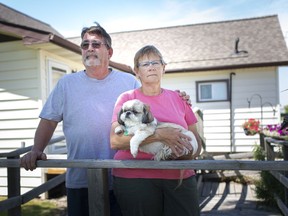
[117,99,154,127]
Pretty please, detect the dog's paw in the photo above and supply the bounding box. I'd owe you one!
[130,146,139,158]
[115,126,124,135]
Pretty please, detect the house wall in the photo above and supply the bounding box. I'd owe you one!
[0,41,41,196]
[162,67,280,153]
[0,41,82,196]
[0,41,41,152]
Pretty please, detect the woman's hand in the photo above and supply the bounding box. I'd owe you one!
[153,127,193,157]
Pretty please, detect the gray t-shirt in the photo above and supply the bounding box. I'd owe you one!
[40,70,140,188]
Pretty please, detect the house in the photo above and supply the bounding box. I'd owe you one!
[69,14,288,153]
[1,2,288,195]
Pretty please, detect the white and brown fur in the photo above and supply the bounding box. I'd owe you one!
[115,99,198,161]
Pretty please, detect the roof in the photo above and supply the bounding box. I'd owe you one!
[63,15,288,73]
[0,3,62,37]
[0,3,83,63]
[0,3,133,72]
[2,2,287,74]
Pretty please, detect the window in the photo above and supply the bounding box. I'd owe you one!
[196,80,229,102]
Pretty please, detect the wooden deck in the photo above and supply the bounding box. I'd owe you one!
[199,180,282,216]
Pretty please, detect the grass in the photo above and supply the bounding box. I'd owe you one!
[0,196,65,216]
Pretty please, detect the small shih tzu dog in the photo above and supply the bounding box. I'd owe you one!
[115,99,198,160]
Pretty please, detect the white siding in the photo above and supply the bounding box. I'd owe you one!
[162,67,280,153]
[0,41,41,151]
[0,41,40,195]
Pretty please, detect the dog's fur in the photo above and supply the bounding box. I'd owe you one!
[115,99,198,161]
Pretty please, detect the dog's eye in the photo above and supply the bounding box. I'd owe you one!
[132,110,140,114]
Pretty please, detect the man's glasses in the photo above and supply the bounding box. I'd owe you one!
[80,40,106,50]
[138,60,163,68]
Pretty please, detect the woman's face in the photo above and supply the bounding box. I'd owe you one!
[135,54,165,84]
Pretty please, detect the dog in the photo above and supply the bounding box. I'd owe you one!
[115,99,198,161]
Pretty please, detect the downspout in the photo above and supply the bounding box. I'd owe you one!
[230,72,236,153]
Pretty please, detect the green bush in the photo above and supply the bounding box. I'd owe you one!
[253,145,285,207]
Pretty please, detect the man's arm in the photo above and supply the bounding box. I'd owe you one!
[20,118,58,171]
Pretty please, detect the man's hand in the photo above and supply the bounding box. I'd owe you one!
[175,90,191,106]
[20,150,47,171]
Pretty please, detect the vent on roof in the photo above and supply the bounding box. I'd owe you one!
[234,37,248,54]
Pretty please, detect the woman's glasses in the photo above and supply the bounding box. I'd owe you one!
[80,40,106,50]
[138,60,163,68]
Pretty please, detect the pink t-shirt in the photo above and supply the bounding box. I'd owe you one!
[111,88,198,179]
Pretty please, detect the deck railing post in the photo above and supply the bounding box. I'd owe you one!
[7,155,21,216]
[87,168,109,216]
[283,145,288,206]
[265,139,275,161]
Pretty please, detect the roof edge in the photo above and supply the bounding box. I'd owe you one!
[165,61,288,73]
[49,34,81,55]
[110,15,278,35]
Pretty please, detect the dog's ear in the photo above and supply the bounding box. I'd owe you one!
[142,104,154,124]
[117,108,125,125]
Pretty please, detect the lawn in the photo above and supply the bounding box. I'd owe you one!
[0,196,66,216]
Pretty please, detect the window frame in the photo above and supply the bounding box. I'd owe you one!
[196,79,229,103]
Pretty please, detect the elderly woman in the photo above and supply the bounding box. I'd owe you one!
[110,45,202,216]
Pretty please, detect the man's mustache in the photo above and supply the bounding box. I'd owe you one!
[84,53,98,60]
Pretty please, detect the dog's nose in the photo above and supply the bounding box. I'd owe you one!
[125,112,131,118]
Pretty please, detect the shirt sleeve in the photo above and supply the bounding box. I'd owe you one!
[40,80,64,122]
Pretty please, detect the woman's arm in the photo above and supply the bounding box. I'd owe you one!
[189,124,202,157]
[177,124,202,160]
[110,122,132,150]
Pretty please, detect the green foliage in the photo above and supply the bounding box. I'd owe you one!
[253,145,285,207]
[252,144,265,161]
[284,105,288,114]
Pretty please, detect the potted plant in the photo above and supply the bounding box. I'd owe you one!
[242,118,260,136]
[262,124,288,140]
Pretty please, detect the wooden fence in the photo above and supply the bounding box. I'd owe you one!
[0,136,66,216]
[0,138,288,216]
[264,137,288,215]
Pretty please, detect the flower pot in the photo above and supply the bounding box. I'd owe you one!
[244,128,257,136]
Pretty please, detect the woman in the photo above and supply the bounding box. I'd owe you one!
[110,45,202,216]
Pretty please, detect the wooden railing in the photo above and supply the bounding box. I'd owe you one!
[264,137,288,216]
[0,136,65,216]
[1,157,288,215]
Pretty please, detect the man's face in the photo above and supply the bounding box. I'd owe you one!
[81,33,112,67]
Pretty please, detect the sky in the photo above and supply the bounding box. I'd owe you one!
[1,0,288,107]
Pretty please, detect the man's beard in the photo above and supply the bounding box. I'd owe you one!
[83,55,101,67]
